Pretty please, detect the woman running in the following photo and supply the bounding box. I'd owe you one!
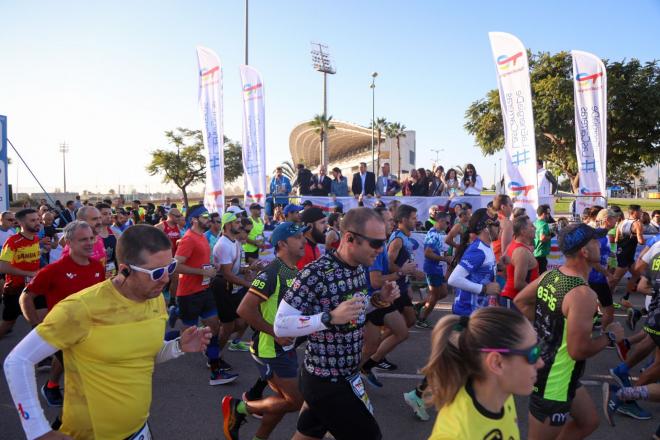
[423,307,544,439]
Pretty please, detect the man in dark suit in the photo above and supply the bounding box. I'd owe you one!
[292,163,313,196]
[310,165,332,196]
[351,162,376,197]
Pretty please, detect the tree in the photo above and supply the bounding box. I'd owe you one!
[308,114,335,167]
[465,52,660,191]
[146,128,243,209]
[108,189,116,195]
[370,117,389,175]
[385,122,407,178]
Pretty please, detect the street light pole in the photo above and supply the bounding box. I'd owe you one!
[430,148,444,169]
[59,142,69,193]
[370,72,377,174]
[311,43,336,167]
[244,0,249,65]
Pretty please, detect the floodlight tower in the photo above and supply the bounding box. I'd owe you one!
[311,42,336,167]
[59,142,69,193]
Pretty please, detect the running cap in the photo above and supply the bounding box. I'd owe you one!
[221,212,238,228]
[558,223,607,254]
[270,221,310,246]
[300,207,325,224]
[227,205,244,215]
[249,203,263,210]
[283,204,303,216]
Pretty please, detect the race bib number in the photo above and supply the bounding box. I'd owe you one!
[201,264,212,287]
[126,422,152,440]
[347,373,373,414]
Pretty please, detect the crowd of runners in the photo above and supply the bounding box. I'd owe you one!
[1,191,659,439]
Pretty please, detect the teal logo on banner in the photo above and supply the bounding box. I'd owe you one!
[0,116,8,211]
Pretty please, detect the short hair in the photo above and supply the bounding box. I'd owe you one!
[359,162,367,167]
[536,204,550,216]
[133,200,141,205]
[652,210,660,217]
[435,212,449,221]
[240,217,252,228]
[77,206,98,221]
[16,208,37,222]
[629,204,641,212]
[66,200,75,207]
[95,203,112,211]
[512,215,531,237]
[328,212,341,227]
[340,207,383,235]
[373,206,388,217]
[116,225,171,266]
[512,207,527,218]
[395,204,417,223]
[209,212,220,220]
[1,211,13,220]
[463,202,473,210]
[492,195,511,211]
[63,220,92,241]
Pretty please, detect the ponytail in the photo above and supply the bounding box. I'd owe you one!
[422,308,529,409]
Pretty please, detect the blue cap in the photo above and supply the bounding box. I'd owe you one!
[270,222,310,246]
[558,223,607,254]
[283,204,303,215]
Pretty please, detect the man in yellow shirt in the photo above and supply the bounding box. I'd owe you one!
[4,225,212,440]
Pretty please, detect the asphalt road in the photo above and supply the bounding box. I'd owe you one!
[0,289,657,440]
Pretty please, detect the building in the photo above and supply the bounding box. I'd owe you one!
[289,119,416,179]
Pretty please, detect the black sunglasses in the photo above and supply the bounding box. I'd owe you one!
[347,231,386,249]
[479,343,542,365]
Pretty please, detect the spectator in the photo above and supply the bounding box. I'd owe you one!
[536,159,557,197]
[428,166,446,196]
[533,204,554,273]
[292,163,313,196]
[642,211,658,234]
[268,166,292,216]
[444,168,460,196]
[351,162,376,197]
[411,168,429,196]
[272,205,286,224]
[0,211,17,249]
[73,195,83,210]
[460,163,483,196]
[61,200,76,225]
[651,209,660,232]
[310,165,332,196]
[330,167,349,197]
[376,162,398,196]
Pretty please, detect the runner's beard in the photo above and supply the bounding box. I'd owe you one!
[312,227,326,244]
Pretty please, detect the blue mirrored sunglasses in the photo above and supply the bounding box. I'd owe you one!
[128,259,178,281]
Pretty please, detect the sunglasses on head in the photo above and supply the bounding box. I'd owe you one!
[347,231,386,249]
[479,343,542,365]
[128,258,178,281]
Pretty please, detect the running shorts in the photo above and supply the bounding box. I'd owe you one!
[177,289,217,326]
[425,273,445,287]
[252,350,298,380]
[210,276,246,323]
[589,282,613,308]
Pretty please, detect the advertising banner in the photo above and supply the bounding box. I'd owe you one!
[239,65,267,206]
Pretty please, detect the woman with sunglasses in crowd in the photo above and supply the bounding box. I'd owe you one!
[423,307,543,439]
[447,208,501,316]
[459,163,483,196]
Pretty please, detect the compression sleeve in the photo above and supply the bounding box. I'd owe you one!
[274,300,327,337]
[447,265,484,294]
[155,338,184,364]
[3,330,58,440]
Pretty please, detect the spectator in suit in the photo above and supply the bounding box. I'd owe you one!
[351,162,376,197]
[292,163,313,196]
[310,165,332,196]
[330,167,349,197]
[60,200,76,225]
[376,162,398,196]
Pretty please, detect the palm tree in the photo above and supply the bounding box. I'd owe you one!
[276,161,296,180]
[386,122,406,178]
[369,118,388,175]
[308,114,335,167]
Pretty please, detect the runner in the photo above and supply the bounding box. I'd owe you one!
[514,223,625,439]
[491,195,514,264]
[447,208,501,316]
[0,209,42,339]
[156,208,183,255]
[533,204,554,274]
[95,203,118,277]
[611,204,645,301]
[4,225,212,440]
[221,221,308,440]
[416,212,451,328]
[273,207,399,440]
[243,203,266,264]
[500,215,538,308]
[423,307,543,439]
[324,212,341,253]
[211,212,253,364]
[444,208,469,259]
[297,207,327,269]
[588,208,618,331]
[283,204,303,224]
[0,211,17,248]
[64,206,107,266]
[175,206,236,385]
[19,221,104,407]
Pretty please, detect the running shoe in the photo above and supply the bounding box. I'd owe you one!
[592,315,602,331]
[228,341,250,352]
[241,392,263,420]
[375,358,397,371]
[40,384,63,407]
[36,358,52,372]
[210,370,239,386]
[615,339,631,362]
[616,401,652,420]
[627,308,642,331]
[602,383,620,427]
[362,370,383,388]
[216,358,233,371]
[221,396,246,440]
[415,319,433,329]
[413,302,424,319]
[609,366,632,388]
[403,390,430,421]
[612,302,622,310]
[167,305,178,328]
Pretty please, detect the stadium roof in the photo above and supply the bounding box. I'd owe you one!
[289,119,385,167]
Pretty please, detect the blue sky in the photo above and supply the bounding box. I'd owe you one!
[2,0,659,194]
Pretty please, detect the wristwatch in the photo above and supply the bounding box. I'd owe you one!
[321,312,332,327]
[606,331,617,347]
